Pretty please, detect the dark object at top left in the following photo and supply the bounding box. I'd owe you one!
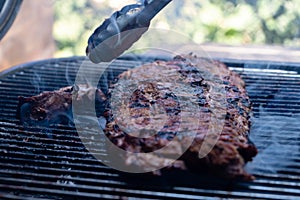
[0,0,23,40]
[86,0,172,64]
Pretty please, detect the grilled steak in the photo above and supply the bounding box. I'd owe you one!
[104,54,257,180]
[17,84,106,126]
[17,54,257,180]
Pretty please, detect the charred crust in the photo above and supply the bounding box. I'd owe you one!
[104,54,257,180]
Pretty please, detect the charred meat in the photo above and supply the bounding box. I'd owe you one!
[17,54,257,180]
[104,54,257,180]
[17,84,106,126]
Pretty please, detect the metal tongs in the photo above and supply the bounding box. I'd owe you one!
[86,0,172,63]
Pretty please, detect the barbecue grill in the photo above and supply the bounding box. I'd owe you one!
[0,55,300,199]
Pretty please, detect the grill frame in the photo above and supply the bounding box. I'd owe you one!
[0,55,300,200]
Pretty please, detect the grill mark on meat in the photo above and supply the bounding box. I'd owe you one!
[106,81,182,153]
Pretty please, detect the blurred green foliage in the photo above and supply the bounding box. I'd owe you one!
[53,0,300,57]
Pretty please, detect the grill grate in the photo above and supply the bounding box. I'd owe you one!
[0,56,300,199]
